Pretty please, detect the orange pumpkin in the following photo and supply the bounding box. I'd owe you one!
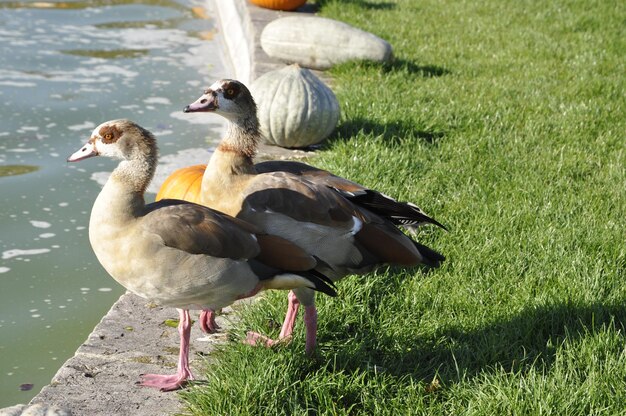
[249,0,306,11]
[155,164,207,204]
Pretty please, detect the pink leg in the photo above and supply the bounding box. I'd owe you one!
[199,308,220,334]
[303,305,317,355]
[139,308,194,391]
[245,290,300,347]
[279,291,300,339]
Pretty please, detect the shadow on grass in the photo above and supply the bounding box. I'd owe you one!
[319,293,626,387]
[312,118,445,151]
[383,58,452,77]
[315,0,396,10]
[335,58,451,78]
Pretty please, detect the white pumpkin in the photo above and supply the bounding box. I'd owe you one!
[261,16,393,70]
[250,64,340,148]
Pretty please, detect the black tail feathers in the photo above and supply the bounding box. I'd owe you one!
[414,241,446,268]
[336,188,448,231]
[302,269,337,297]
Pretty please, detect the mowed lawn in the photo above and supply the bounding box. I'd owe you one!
[181,0,625,414]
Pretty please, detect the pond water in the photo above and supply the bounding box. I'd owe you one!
[0,0,228,406]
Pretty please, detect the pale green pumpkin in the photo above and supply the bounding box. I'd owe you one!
[250,64,340,148]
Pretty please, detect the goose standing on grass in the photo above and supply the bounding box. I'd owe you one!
[67,119,336,391]
[160,79,446,355]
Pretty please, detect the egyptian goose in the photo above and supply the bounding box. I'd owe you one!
[67,119,336,391]
[172,79,445,355]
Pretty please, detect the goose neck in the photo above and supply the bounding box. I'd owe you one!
[219,114,260,160]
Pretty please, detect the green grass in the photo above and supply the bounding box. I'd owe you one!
[179,0,626,414]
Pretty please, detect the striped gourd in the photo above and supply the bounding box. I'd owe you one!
[250,64,340,148]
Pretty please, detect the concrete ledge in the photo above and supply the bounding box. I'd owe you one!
[30,293,234,415]
[215,0,318,83]
[213,0,253,84]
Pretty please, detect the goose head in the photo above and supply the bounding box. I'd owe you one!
[184,79,257,124]
[67,119,157,164]
[67,119,157,192]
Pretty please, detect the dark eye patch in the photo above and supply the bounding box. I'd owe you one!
[222,82,240,99]
[99,124,121,143]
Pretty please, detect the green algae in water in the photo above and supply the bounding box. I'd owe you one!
[95,18,185,30]
[0,165,39,177]
[61,49,150,59]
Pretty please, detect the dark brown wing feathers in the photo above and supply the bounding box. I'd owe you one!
[255,160,446,230]
[355,223,422,266]
[255,234,317,271]
[242,173,354,227]
[141,199,260,259]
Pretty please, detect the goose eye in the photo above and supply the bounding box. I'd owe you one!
[104,133,113,140]
[226,89,235,97]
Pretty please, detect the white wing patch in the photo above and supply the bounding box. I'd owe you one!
[351,215,363,235]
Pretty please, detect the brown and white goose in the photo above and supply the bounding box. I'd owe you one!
[67,119,336,391]
[171,79,446,355]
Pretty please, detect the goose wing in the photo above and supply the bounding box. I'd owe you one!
[140,199,261,259]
